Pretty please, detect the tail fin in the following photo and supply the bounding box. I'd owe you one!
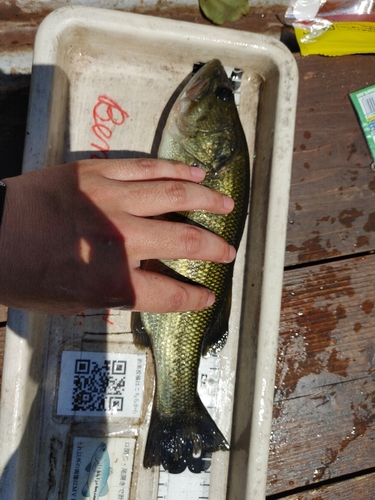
[143,398,229,474]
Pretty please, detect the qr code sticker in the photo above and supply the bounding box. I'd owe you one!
[72,359,126,412]
[57,351,145,417]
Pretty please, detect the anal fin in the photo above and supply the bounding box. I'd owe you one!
[202,287,232,356]
[132,312,151,347]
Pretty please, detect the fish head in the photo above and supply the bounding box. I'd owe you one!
[173,59,240,175]
[93,443,107,463]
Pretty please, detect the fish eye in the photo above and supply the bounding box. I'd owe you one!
[215,85,233,101]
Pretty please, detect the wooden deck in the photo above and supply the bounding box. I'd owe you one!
[1,6,375,499]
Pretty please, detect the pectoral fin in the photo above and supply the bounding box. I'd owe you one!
[184,130,235,172]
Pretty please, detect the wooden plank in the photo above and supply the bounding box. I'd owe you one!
[267,253,375,495]
[275,471,375,500]
[285,54,375,266]
[135,5,287,36]
[0,304,7,323]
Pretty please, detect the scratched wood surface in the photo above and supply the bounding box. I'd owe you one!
[267,254,375,497]
[285,54,375,267]
[1,6,375,500]
[278,472,375,500]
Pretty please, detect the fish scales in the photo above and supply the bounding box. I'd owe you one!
[134,59,250,473]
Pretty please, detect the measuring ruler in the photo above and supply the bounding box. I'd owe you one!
[158,466,211,500]
[156,353,222,500]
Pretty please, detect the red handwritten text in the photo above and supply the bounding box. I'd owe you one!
[90,95,129,159]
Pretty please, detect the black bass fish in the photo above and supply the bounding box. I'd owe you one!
[133,59,250,473]
[81,443,111,499]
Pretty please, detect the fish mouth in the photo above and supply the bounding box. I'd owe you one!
[185,59,228,102]
[186,76,211,102]
[174,60,231,138]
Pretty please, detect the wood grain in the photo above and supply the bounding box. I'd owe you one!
[267,254,375,495]
[276,471,375,500]
[0,304,7,323]
[285,54,375,266]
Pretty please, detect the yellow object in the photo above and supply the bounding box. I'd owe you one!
[295,22,375,56]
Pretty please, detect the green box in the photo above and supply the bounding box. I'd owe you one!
[350,83,375,165]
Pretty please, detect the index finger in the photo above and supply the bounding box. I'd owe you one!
[90,158,207,183]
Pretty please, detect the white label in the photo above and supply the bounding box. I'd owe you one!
[67,436,135,500]
[57,351,145,417]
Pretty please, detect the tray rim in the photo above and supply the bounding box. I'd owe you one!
[0,6,298,500]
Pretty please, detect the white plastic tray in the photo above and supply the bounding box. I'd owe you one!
[0,7,298,500]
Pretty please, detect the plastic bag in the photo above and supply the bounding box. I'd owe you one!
[285,0,375,56]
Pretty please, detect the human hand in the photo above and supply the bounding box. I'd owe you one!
[0,158,235,315]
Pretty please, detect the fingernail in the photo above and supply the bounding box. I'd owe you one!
[223,195,234,211]
[190,166,206,180]
[227,245,236,263]
[205,291,216,308]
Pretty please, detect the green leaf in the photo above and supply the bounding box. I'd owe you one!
[199,0,250,25]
